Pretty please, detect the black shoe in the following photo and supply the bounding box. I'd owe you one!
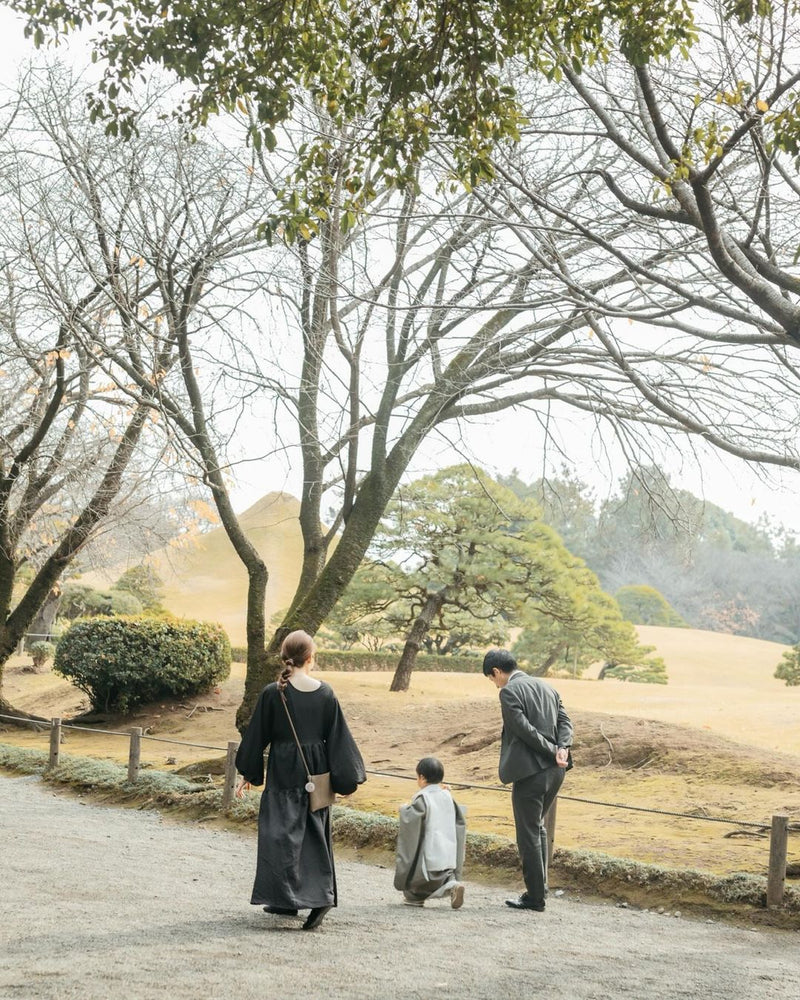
[302,905,332,930]
[263,905,299,916]
[505,896,545,912]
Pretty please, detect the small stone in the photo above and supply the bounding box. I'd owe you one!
[554,889,565,897]
[657,906,665,914]
[617,901,629,908]
[673,911,681,918]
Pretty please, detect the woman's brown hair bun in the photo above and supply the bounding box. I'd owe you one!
[277,630,316,689]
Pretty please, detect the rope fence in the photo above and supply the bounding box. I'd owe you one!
[0,712,794,907]
[365,767,777,829]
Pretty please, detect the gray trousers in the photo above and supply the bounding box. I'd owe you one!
[402,869,457,902]
[511,766,565,905]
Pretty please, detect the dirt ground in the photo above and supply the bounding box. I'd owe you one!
[2,643,800,878]
[2,773,799,1000]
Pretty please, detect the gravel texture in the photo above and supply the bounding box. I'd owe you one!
[2,773,798,1000]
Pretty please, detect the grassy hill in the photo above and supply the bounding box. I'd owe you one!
[145,491,305,644]
[566,625,796,753]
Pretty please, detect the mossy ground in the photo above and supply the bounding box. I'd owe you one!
[2,742,798,929]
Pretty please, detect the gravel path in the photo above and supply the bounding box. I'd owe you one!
[2,773,798,1000]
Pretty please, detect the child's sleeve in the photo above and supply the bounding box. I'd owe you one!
[394,797,426,891]
[454,799,467,880]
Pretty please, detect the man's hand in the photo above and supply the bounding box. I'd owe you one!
[555,747,569,768]
[235,777,251,798]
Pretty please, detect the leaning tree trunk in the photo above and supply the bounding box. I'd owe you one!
[531,643,569,677]
[597,660,617,680]
[0,405,149,723]
[202,471,269,737]
[390,592,446,693]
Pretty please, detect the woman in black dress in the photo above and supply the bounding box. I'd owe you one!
[234,630,365,929]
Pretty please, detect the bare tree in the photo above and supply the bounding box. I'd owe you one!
[0,66,272,716]
[207,119,739,718]
[488,4,800,452]
[10,40,800,730]
[236,48,800,719]
[38,69,289,703]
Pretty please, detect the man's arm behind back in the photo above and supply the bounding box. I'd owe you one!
[499,679,560,759]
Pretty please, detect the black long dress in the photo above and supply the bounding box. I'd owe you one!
[235,680,366,909]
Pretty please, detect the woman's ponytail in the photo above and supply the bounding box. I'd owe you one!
[277,659,293,691]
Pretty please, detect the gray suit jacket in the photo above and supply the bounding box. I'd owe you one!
[498,672,573,784]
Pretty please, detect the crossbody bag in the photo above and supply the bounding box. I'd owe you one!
[279,689,336,812]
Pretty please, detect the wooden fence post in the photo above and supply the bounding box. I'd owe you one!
[545,796,558,867]
[222,740,239,811]
[48,717,61,769]
[127,727,143,783]
[767,813,789,907]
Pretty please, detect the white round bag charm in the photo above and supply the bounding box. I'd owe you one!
[305,780,316,792]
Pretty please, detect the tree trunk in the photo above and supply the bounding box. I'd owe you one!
[390,591,445,692]
[173,314,272,737]
[532,643,568,677]
[597,660,616,680]
[235,470,391,726]
[201,481,268,737]
[25,586,62,650]
[0,628,48,722]
[234,558,270,734]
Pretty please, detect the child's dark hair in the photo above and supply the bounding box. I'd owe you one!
[416,756,445,784]
[278,629,316,690]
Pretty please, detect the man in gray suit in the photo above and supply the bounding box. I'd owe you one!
[483,648,573,912]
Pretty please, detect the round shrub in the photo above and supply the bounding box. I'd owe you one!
[29,641,56,670]
[53,616,231,714]
[775,645,800,687]
[615,584,687,627]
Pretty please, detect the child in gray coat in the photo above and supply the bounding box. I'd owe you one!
[394,757,466,907]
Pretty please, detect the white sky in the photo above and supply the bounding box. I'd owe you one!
[1,8,798,533]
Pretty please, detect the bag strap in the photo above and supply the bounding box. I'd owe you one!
[279,688,312,780]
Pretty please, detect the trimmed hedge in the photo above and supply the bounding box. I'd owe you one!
[229,646,481,673]
[317,649,482,672]
[54,615,231,713]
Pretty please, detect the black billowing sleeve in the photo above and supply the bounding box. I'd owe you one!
[326,695,366,795]
[235,687,272,786]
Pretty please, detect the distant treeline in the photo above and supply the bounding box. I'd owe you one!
[500,465,800,646]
